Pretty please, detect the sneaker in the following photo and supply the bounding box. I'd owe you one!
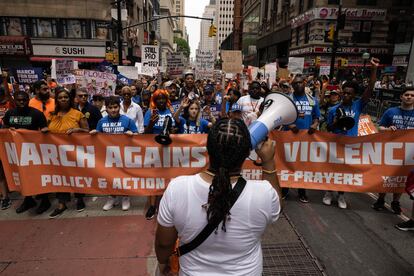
[395,220,414,231]
[338,194,347,209]
[36,199,51,214]
[49,206,67,219]
[372,198,385,211]
[16,197,36,214]
[103,197,119,211]
[122,197,130,211]
[145,205,156,220]
[322,192,333,206]
[76,198,86,212]
[1,198,11,210]
[299,194,309,203]
[391,201,401,215]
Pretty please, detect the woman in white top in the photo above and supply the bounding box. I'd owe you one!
[155,118,282,276]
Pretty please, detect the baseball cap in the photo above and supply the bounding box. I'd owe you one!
[203,84,214,94]
[229,103,242,113]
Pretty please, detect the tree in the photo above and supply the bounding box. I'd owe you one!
[174,37,190,58]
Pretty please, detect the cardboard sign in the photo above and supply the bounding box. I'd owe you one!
[195,50,215,80]
[358,115,378,136]
[221,50,243,74]
[141,45,159,77]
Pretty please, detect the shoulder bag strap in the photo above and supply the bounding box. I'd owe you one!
[176,177,247,257]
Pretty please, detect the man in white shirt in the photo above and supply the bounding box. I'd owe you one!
[236,81,264,126]
[120,86,144,133]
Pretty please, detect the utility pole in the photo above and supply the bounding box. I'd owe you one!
[329,3,342,79]
[116,0,123,65]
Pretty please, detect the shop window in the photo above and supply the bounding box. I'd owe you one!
[304,23,310,44]
[295,28,300,46]
[392,0,412,5]
[387,21,408,43]
[299,0,304,14]
[32,18,57,38]
[93,21,111,40]
[308,0,314,9]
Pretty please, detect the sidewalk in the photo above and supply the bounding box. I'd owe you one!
[0,195,324,275]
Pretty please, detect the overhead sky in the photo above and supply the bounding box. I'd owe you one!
[185,0,210,59]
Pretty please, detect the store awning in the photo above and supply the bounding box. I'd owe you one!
[30,57,105,63]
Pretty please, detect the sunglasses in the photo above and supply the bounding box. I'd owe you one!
[77,94,88,98]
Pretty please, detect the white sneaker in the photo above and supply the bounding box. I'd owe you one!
[322,192,333,206]
[103,197,119,211]
[338,194,347,209]
[122,197,130,211]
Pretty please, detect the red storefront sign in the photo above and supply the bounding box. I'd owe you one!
[0,36,32,55]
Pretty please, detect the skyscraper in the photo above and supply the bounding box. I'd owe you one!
[198,3,216,53]
[215,0,234,55]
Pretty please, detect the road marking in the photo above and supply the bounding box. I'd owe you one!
[333,232,346,244]
[349,250,363,263]
[367,193,410,221]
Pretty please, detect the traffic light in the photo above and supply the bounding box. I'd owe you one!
[327,24,335,41]
[208,24,217,37]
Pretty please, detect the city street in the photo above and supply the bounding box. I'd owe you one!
[0,192,412,275]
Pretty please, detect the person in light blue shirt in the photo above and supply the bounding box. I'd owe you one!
[144,89,176,135]
[173,98,213,134]
[284,75,320,204]
[324,57,380,210]
[90,96,138,212]
[373,88,414,215]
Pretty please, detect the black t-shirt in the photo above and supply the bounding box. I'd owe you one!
[78,102,102,130]
[3,107,47,130]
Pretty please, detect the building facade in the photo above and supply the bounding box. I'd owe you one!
[216,0,235,56]
[159,0,175,67]
[198,4,217,53]
[242,0,261,66]
[173,0,186,40]
[0,0,159,68]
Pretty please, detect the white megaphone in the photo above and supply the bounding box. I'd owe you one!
[248,92,298,149]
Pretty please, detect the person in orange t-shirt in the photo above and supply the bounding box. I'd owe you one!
[47,87,89,219]
[29,80,55,120]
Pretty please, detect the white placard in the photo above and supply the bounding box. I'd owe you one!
[265,63,277,87]
[196,50,215,80]
[118,66,139,80]
[288,57,305,75]
[141,45,159,77]
[319,65,331,76]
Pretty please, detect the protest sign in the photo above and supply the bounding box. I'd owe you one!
[12,68,43,84]
[288,57,305,74]
[141,45,159,76]
[0,130,412,196]
[358,115,378,136]
[264,63,277,86]
[195,50,215,80]
[201,104,221,121]
[56,74,76,85]
[74,69,116,96]
[52,59,76,84]
[277,68,290,79]
[221,50,243,74]
[167,52,185,78]
[319,65,331,76]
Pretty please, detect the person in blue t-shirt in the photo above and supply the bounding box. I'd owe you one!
[373,88,414,215]
[325,57,380,210]
[284,75,321,204]
[90,96,138,212]
[174,97,213,134]
[144,89,176,135]
[143,89,176,220]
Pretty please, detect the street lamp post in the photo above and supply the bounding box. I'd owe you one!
[362,52,370,78]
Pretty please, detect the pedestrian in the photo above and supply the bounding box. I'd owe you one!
[235,81,264,126]
[47,87,89,218]
[165,81,181,112]
[2,91,51,214]
[179,71,200,99]
[29,80,55,120]
[173,97,212,134]
[75,88,102,130]
[283,75,321,203]
[373,87,414,214]
[90,96,138,211]
[144,89,176,220]
[120,86,144,134]
[92,94,107,117]
[155,119,281,275]
[325,57,379,209]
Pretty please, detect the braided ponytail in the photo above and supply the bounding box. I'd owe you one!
[206,118,251,231]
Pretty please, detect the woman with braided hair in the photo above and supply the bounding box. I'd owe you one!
[155,118,282,276]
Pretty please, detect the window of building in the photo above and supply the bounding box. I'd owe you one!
[32,18,58,38]
[93,21,110,40]
[351,21,372,43]
[356,0,377,5]
[308,0,314,9]
[1,17,27,36]
[304,23,310,44]
[295,27,300,46]
[328,0,340,4]
[63,19,88,39]
[392,0,412,5]
[387,20,409,43]
[299,0,304,14]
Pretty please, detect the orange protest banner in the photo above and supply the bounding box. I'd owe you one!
[270,130,413,193]
[0,129,412,196]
